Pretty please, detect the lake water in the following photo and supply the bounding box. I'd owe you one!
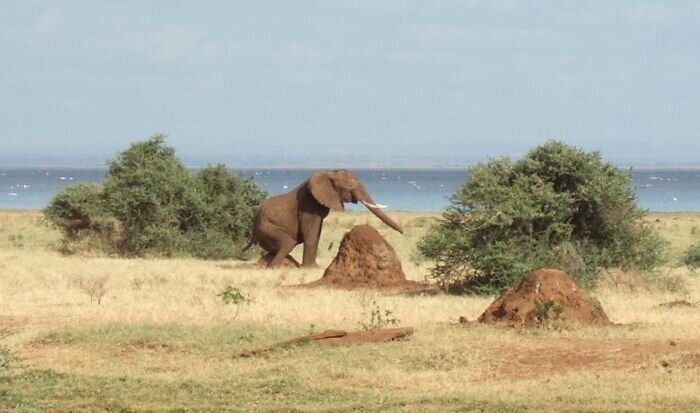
[2,168,700,212]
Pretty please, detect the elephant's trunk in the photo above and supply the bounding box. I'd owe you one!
[360,197,404,234]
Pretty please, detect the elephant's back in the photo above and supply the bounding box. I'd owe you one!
[258,193,298,227]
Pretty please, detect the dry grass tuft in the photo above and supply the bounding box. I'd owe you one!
[75,275,109,304]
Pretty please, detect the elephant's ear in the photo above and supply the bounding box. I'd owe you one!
[309,172,344,211]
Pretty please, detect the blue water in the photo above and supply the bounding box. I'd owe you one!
[1,168,700,212]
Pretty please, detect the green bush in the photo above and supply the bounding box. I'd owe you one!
[191,165,267,259]
[418,141,666,294]
[43,183,117,242]
[684,243,700,269]
[218,285,253,306]
[102,135,200,255]
[44,135,266,259]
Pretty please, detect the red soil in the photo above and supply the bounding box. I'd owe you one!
[478,267,610,326]
[489,337,700,380]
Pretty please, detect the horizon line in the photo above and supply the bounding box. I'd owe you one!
[2,163,700,171]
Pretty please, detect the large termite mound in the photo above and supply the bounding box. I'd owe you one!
[306,224,420,290]
[478,268,609,326]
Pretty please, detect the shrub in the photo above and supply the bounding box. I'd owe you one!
[418,140,667,294]
[102,134,203,255]
[684,243,700,269]
[45,135,266,259]
[76,275,109,304]
[533,299,565,329]
[218,285,253,320]
[359,300,400,331]
[190,164,266,259]
[43,183,115,240]
[218,285,253,306]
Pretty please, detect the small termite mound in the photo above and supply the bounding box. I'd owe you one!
[478,268,609,327]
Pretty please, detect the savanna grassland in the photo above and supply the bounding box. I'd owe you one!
[1,210,700,412]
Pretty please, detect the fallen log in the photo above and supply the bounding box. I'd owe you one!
[237,327,415,358]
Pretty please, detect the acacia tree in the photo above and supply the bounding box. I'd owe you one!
[418,141,666,294]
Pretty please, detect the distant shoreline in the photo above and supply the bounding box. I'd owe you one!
[4,166,699,211]
[2,165,700,171]
[4,208,700,215]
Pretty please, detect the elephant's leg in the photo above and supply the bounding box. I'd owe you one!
[269,239,296,268]
[302,241,319,268]
[255,216,297,268]
[301,219,323,268]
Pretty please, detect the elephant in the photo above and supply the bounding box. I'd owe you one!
[243,169,403,268]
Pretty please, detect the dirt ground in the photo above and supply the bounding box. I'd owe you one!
[477,333,700,380]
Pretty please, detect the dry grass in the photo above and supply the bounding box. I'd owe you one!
[645,212,700,260]
[1,210,700,412]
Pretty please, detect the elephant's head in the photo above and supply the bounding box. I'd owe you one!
[308,170,404,234]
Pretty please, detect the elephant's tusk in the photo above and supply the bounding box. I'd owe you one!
[361,200,388,209]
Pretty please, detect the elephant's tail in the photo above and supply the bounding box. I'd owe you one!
[237,206,262,261]
[236,237,256,261]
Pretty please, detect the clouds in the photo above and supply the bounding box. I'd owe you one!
[35,8,63,33]
[281,42,333,64]
[625,4,675,26]
[150,27,217,62]
[316,0,412,10]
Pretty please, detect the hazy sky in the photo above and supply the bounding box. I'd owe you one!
[1,1,699,166]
